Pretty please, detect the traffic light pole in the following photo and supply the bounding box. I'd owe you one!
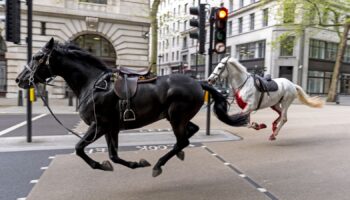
[26,0,32,143]
[206,7,216,136]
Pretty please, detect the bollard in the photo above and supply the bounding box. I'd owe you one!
[44,90,49,106]
[335,94,340,104]
[18,90,23,106]
[68,91,73,106]
[76,97,79,111]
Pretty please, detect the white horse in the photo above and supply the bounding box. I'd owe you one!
[208,56,324,140]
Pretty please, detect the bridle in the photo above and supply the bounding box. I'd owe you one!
[211,56,231,80]
[25,47,84,140]
[26,48,56,87]
[211,57,251,91]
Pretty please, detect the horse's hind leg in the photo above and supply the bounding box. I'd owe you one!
[153,122,190,177]
[269,99,292,140]
[176,121,199,161]
[105,131,151,169]
[271,104,282,133]
[75,122,113,171]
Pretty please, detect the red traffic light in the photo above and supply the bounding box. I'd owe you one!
[216,7,228,20]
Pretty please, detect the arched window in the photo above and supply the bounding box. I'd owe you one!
[74,34,116,68]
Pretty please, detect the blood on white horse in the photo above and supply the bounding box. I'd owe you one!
[208,56,324,141]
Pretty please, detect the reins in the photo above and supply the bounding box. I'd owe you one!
[26,47,111,141]
[30,81,83,139]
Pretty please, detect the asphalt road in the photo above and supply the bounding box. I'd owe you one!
[1,104,350,200]
[0,114,81,200]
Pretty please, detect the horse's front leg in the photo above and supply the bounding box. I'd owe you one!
[105,131,151,169]
[75,122,113,171]
[241,106,266,130]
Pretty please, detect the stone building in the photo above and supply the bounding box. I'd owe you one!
[0,0,150,98]
[158,0,350,96]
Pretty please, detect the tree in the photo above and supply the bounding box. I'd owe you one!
[150,0,161,74]
[268,0,350,102]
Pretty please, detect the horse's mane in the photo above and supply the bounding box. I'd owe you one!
[54,41,109,71]
[228,57,248,73]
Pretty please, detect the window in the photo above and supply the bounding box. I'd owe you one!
[229,0,233,12]
[40,22,46,35]
[283,2,296,23]
[79,0,107,4]
[238,17,243,33]
[250,13,255,30]
[239,0,244,8]
[263,8,268,27]
[184,20,187,30]
[183,36,188,49]
[309,39,338,61]
[280,36,295,56]
[228,21,233,35]
[184,3,188,14]
[307,71,332,94]
[74,34,116,67]
[236,40,266,60]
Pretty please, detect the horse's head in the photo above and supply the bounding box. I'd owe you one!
[207,56,231,84]
[16,38,56,89]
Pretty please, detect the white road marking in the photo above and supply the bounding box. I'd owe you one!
[40,166,48,170]
[239,174,247,178]
[257,188,267,193]
[224,162,231,165]
[30,180,39,184]
[48,156,55,159]
[17,198,26,200]
[0,114,47,136]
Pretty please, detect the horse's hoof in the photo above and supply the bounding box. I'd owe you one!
[259,123,267,129]
[152,168,163,177]
[251,122,259,130]
[176,151,185,161]
[269,135,276,141]
[139,159,151,167]
[101,160,114,171]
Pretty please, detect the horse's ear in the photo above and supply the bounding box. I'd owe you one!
[45,38,55,50]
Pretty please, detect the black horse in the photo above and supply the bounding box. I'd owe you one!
[16,38,248,177]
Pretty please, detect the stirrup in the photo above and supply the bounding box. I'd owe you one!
[123,109,136,121]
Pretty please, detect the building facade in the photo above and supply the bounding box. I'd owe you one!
[157,0,350,95]
[0,0,150,98]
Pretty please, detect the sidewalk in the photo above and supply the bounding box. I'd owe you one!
[0,97,78,114]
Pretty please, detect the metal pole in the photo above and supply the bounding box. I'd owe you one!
[26,0,32,143]
[195,42,199,79]
[206,7,216,136]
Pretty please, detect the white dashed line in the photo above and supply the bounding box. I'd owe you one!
[30,180,39,184]
[40,166,48,170]
[257,188,267,193]
[48,156,55,159]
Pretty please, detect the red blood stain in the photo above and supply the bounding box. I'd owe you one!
[234,90,247,110]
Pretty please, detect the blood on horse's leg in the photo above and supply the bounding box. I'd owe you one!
[271,105,282,133]
[242,107,266,131]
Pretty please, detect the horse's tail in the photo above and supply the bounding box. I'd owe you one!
[294,84,324,108]
[200,82,249,126]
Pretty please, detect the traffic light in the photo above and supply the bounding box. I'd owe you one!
[189,4,206,54]
[214,7,228,54]
[6,0,21,44]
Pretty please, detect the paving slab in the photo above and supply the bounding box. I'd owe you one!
[26,148,269,200]
[0,129,239,152]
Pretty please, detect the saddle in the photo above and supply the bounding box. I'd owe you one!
[253,74,278,95]
[113,66,157,121]
[253,74,279,110]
